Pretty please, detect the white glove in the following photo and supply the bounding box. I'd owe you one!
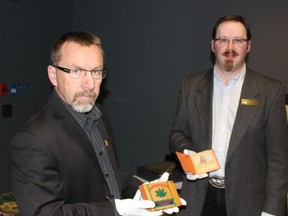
[261,212,275,216]
[162,198,187,214]
[115,198,162,216]
[116,181,166,216]
[183,149,208,180]
[132,172,170,203]
[135,172,187,215]
[133,187,186,215]
[149,171,170,184]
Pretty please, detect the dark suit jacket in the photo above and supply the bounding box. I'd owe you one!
[170,68,288,216]
[10,91,141,216]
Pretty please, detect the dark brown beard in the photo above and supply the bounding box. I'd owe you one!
[222,50,238,71]
[224,60,234,71]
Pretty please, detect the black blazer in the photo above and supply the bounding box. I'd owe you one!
[170,68,288,216]
[10,91,141,216]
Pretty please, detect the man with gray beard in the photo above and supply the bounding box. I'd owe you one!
[10,31,185,216]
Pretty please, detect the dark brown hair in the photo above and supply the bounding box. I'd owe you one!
[212,15,252,40]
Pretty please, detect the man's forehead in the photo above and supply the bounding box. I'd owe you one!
[216,21,246,36]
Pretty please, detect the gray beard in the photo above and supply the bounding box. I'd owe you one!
[72,101,94,113]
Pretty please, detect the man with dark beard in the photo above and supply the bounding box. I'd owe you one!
[170,15,288,216]
[10,31,185,216]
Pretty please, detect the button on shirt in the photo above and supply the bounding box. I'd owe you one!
[81,110,120,199]
[210,66,246,177]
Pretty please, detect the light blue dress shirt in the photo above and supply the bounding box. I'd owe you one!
[210,65,246,177]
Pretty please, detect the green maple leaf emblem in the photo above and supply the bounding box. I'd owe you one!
[155,188,167,198]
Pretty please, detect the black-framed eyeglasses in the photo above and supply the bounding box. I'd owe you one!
[214,38,248,46]
[53,65,107,79]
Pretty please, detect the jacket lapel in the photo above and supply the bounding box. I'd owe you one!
[49,93,100,167]
[64,116,99,166]
[226,69,260,162]
[196,70,214,149]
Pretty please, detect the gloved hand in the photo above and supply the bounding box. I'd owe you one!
[133,172,170,201]
[183,149,208,180]
[149,171,170,184]
[115,198,163,216]
[134,172,187,215]
[162,198,187,214]
[261,212,275,216]
[115,173,170,216]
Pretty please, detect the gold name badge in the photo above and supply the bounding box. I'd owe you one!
[241,99,259,106]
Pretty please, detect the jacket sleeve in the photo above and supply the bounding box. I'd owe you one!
[10,130,117,216]
[262,83,288,214]
[170,77,195,153]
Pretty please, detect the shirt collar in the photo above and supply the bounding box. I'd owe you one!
[213,64,246,85]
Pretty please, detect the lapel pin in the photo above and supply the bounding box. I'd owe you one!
[104,138,112,147]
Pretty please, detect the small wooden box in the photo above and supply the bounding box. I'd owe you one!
[139,180,182,211]
[176,150,220,174]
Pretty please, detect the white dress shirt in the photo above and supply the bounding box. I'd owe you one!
[210,65,246,177]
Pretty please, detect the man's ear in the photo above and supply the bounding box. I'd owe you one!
[47,65,57,86]
[211,39,215,53]
[246,40,251,53]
